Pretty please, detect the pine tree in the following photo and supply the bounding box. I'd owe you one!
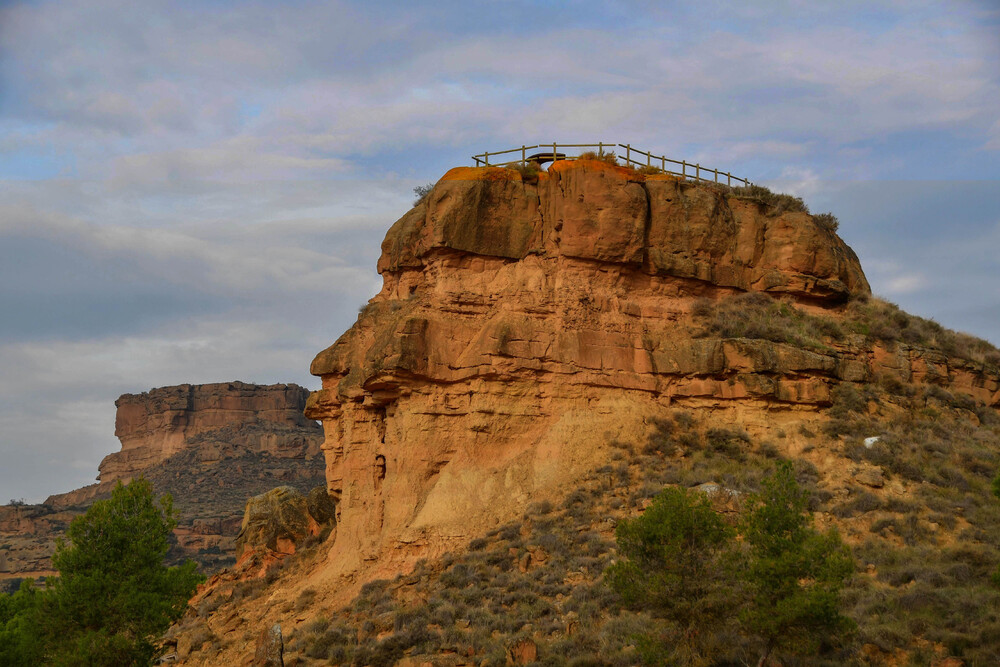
[38,477,203,665]
[607,486,735,664]
[739,461,854,665]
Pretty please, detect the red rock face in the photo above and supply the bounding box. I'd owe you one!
[98,381,321,486]
[378,161,870,302]
[305,161,995,583]
[2,382,326,584]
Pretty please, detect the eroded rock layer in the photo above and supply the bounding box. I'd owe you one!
[1,382,325,584]
[98,381,321,487]
[305,161,998,581]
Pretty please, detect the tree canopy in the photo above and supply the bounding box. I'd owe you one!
[740,461,854,665]
[608,462,854,666]
[607,486,735,664]
[0,478,203,666]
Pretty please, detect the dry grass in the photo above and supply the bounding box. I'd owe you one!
[691,291,1000,373]
[283,399,1000,665]
[731,183,810,215]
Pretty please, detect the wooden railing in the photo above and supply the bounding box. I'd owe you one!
[471,142,752,187]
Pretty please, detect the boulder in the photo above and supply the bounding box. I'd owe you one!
[253,623,283,667]
[235,486,336,555]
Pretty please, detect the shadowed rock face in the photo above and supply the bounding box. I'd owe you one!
[303,161,994,581]
[98,382,322,487]
[235,485,335,556]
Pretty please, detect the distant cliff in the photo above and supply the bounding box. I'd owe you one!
[102,382,320,485]
[0,382,324,583]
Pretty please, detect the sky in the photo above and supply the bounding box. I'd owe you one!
[1,0,998,503]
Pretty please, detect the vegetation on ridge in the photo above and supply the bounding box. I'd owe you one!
[250,391,1000,666]
[0,479,203,666]
[608,464,854,665]
[692,291,1000,371]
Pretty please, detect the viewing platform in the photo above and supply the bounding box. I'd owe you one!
[472,142,752,187]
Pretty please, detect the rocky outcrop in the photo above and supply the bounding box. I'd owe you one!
[378,162,869,302]
[97,382,321,486]
[235,485,335,556]
[303,160,996,582]
[1,382,326,583]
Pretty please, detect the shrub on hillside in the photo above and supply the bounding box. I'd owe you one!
[731,184,809,215]
[693,291,844,351]
[607,486,736,664]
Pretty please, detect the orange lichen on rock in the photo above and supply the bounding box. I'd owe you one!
[439,166,520,182]
[550,157,642,180]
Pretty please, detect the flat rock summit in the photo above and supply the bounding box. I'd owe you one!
[0,382,325,582]
[303,160,995,581]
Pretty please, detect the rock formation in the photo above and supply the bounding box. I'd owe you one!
[99,381,321,486]
[0,382,325,585]
[303,160,997,580]
[235,485,335,557]
[166,159,1000,666]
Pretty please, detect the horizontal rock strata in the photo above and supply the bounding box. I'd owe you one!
[1,382,325,583]
[305,161,998,581]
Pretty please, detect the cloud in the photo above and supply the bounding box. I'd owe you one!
[886,273,929,294]
[0,0,998,504]
[804,180,1000,345]
[109,140,351,191]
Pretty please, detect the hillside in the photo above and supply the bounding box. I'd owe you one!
[167,159,999,665]
[0,382,325,584]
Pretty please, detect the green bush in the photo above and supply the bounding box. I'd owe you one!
[607,486,735,664]
[739,462,855,663]
[0,478,203,665]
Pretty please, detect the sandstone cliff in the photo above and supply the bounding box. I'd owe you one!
[0,382,325,585]
[100,381,320,486]
[169,159,1000,666]
[303,161,994,581]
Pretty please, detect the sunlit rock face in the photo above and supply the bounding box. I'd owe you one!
[305,159,960,579]
[97,382,322,486]
[161,160,1000,667]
